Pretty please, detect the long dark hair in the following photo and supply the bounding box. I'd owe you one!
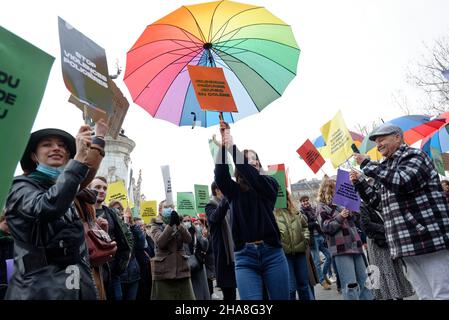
[235,149,261,192]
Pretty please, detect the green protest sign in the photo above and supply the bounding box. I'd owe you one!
[194,184,209,214]
[177,192,197,217]
[0,27,54,211]
[431,147,445,176]
[267,170,287,209]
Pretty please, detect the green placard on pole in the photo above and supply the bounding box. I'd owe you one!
[431,147,445,176]
[267,170,287,209]
[177,192,197,217]
[0,27,55,211]
[194,184,209,214]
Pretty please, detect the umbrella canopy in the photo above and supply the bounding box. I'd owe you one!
[359,115,431,160]
[422,123,449,157]
[124,0,300,127]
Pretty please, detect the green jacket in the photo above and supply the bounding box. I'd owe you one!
[275,209,310,254]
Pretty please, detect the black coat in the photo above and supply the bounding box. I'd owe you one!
[359,203,387,248]
[0,230,14,299]
[4,160,97,300]
[205,197,236,289]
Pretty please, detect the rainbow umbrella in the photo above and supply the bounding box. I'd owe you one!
[359,115,431,160]
[124,0,300,127]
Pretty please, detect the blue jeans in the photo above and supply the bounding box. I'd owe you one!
[121,280,139,300]
[334,254,374,300]
[109,275,123,300]
[286,253,314,300]
[311,234,331,283]
[234,243,289,300]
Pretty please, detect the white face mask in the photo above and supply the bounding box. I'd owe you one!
[183,221,192,229]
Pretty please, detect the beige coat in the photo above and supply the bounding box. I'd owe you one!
[150,218,192,281]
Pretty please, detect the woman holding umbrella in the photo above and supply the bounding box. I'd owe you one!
[214,120,289,300]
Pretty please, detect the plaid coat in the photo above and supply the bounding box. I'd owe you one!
[357,144,449,259]
[316,203,363,257]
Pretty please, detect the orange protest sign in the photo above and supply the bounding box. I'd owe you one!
[297,139,326,174]
[187,65,237,112]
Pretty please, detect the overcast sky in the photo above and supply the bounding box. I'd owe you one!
[2,0,449,202]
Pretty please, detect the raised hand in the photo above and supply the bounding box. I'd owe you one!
[74,125,93,163]
[95,118,108,138]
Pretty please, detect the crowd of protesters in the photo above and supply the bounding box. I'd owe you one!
[1,119,449,300]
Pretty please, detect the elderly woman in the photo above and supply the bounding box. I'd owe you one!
[4,124,98,299]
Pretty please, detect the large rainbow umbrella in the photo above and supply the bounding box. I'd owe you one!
[124,0,300,127]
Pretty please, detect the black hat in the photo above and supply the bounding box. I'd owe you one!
[20,128,76,173]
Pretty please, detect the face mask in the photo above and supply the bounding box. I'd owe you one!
[36,163,65,180]
[183,221,192,229]
[162,207,173,224]
[196,225,203,235]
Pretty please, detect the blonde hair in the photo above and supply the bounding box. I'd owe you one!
[317,177,336,205]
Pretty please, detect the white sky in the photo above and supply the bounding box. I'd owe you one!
[2,0,449,202]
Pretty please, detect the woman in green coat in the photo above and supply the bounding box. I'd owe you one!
[274,191,313,300]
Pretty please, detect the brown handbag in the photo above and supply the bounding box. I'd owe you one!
[83,221,117,266]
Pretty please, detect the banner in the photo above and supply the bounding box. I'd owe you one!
[320,111,355,168]
[296,139,326,174]
[194,184,209,214]
[267,170,287,209]
[0,27,55,211]
[105,180,129,209]
[187,65,237,112]
[58,17,112,114]
[209,137,234,176]
[140,200,157,224]
[177,192,197,217]
[161,165,174,206]
[333,169,360,212]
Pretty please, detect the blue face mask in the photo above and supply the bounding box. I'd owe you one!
[162,207,173,224]
[36,163,65,180]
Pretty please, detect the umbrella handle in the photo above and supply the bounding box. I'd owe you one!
[219,112,224,121]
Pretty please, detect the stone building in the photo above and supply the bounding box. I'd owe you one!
[291,178,323,205]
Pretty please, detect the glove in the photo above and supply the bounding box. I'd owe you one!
[169,211,180,226]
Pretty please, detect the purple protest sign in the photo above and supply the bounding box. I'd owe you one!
[332,168,360,212]
[6,259,13,284]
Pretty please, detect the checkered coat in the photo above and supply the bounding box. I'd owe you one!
[317,203,363,257]
[357,144,449,259]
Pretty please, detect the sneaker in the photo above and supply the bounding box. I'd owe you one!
[329,275,337,283]
[321,281,331,290]
[211,293,220,300]
[325,276,332,285]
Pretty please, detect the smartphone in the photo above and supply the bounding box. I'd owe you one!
[351,143,360,154]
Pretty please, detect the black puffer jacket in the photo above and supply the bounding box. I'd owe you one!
[359,203,387,248]
[4,160,97,300]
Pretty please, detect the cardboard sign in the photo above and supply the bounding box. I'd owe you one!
[177,192,197,217]
[140,200,157,224]
[161,165,174,206]
[320,111,355,168]
[296,139,326,174]
[187,65,237,112]
[0,27,55,210]
[194,184,209,214]
[266,170,287,209]
[105,180,129,209]
[333,169,361,212]
[58,17,112,114]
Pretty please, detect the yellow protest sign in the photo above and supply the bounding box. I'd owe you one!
[105,180,128,209]
[140,200,157,224]
[320,111,355,168]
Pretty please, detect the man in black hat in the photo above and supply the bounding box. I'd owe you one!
[350,123,449,300]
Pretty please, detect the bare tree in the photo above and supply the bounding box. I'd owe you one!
[407,37,449,115]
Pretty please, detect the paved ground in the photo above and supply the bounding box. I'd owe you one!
[212,281,418,300]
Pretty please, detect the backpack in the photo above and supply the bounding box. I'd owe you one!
[108,208,134,275]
